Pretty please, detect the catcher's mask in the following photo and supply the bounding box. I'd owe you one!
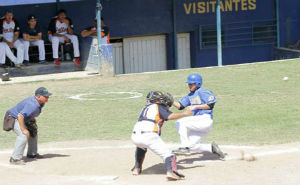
[146,91,164,103]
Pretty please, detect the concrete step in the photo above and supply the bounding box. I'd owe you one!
[0,61,84,77]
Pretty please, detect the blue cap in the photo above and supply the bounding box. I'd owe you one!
[186,73,203,88]
[35,87,52,96]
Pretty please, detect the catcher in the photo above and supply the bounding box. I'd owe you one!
[4,87,51,165]
[131,91,192,180]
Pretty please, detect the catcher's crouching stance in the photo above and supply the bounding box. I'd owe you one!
[131,91,192,180]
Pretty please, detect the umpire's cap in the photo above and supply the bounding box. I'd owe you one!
[27,14,37,21]
[35,87,52,97]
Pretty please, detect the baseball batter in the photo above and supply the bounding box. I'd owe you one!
[131,91,192,181]
[0,10,24,68]
[172,73,225,158]
[48,9,80,66]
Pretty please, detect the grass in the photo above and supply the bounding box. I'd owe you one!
[0,59,299,149]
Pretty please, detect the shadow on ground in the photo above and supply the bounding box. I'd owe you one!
[177,151,222,164]
[23,153,70,162]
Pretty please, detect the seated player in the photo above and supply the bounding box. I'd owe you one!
[0,9,24,68]
[81,17,110,44]
[131,91,192,181]
[0,39,17,68]
[22,14,46,64]
[48,9,80,66]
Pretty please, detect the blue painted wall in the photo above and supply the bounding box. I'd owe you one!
[101,0,299,68]
[1,0,299,69]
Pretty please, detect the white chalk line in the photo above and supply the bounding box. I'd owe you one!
[0,143,260,155]
[58,175,119,183]
[68,91,143,101]
[193,147,300,165]
[0,162,24,169]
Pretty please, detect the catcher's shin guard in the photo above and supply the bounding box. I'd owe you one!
[131,147,147,174]
[165,155,185,180]
[165,155,177,172]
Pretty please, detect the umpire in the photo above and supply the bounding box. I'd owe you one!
[4,87,51,165]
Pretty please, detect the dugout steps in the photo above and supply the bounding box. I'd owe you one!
[0,61,84,77]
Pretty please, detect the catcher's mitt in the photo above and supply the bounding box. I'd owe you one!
[162,92,174,107]
[25,119,38,138]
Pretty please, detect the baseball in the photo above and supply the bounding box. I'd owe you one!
[240,151,257,162]
[283,77,288,81]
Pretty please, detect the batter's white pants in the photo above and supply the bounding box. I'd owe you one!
[49,34,80,59]
[22,39,45,61]
[175,114,213,153]
[0,42,18,64]
[131,122,173,160]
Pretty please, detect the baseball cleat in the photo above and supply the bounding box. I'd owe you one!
[172,147,191,156]
[54,58,61,66]
[27,153,44,159]
[212,141,225,159]
[73,57,81,66]
[166,171,185,181]
[9,157,25,165]
[131,167,141,175]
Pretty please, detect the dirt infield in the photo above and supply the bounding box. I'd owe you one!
[0,140,299,185]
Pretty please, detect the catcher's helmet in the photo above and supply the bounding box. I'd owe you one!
[146,91,164,103]
[186,73,202,88]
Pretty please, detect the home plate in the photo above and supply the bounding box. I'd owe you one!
[63,175,119,183]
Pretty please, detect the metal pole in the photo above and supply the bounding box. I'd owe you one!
[216,0,222,66]
[172,0,178,69]
[96,0,102,74]
[199,25,202,50]
[276,0,280,47]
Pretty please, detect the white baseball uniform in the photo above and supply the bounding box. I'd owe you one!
[0,19,24,64]
[0,42,18,64]
[131,103,173,160]
[175,87,217,153]
[48,17,80,59]
[0,42,6,64]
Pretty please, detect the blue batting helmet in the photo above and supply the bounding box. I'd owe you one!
[186,73,202,88]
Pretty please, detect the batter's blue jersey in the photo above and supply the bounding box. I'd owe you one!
[179,88,216,118]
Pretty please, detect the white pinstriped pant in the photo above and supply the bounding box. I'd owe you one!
[0,40,23,64]
[49,34,80,59]
[131,121,173,160]
[175,114,213,153]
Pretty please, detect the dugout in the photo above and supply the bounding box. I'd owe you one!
[0,0,299,75]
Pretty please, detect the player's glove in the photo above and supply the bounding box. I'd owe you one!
[25,119,38,138]
[163,92,174,107]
